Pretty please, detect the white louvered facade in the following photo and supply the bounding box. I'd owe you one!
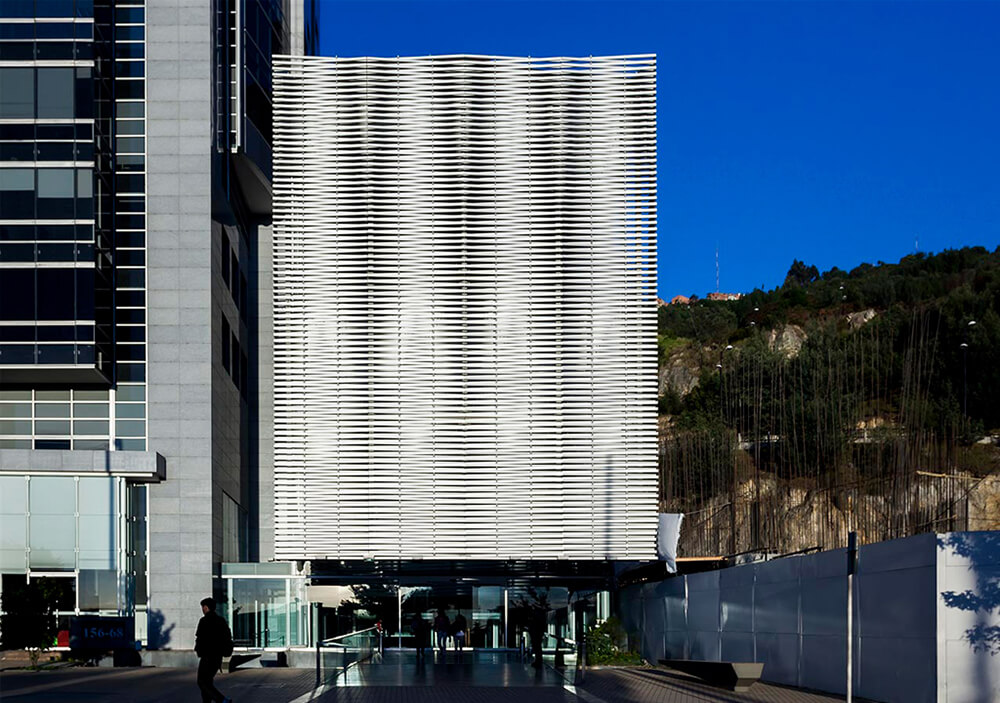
[271,55,658,561]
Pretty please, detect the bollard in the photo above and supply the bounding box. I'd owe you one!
[315,639,321,687]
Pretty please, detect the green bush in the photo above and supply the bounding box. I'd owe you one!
[583,616,642,666]
[0,578,61,667]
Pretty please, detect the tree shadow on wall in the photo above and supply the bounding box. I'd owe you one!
[939,532,1000,655]
[146,609,175,649]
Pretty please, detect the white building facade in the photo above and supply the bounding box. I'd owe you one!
[271,55,658,562]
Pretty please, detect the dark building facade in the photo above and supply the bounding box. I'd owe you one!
[0,0,317,650]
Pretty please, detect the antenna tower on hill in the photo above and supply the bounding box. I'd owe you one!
[716,246,720,293]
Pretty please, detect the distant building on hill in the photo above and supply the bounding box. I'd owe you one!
[707,292,743,301]
[670,295,691,305]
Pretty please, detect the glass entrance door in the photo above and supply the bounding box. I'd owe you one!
[470,586,503,648]
[231,578,294,648]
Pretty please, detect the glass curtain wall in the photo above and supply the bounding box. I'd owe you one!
[0,474,147,646]
[0,0,148,451]
[312,583,605,651]
[221,563,308,649]
[0,1,110,381]
[217,569,611,652]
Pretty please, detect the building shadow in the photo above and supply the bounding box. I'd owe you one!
[146,608,174,649]
[938,532,1000,700]
[939,532,1000,655]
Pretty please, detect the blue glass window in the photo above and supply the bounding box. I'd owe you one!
[0,42,33,60]
[0,269,34,321]
[36,0,77,18]
[35,23,75,39]
[36,268,76,320]
[115,61,144,78]
[114,24,143,40]
[114,7,143,23]
[0,0,33,18]
[0,24,33,39]
[28,476,76,570]
[0,67,33,118]
[35,41,74,59]
[37,67,75,118]
[0,168,33,219]
[115,41,143,58]
[37,167,76,218]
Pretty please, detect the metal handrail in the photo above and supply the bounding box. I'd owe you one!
[315,625,381,685]
[321,625,379,647]
[541,631,577,650]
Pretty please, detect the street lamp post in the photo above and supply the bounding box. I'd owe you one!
[961,342,968,421]
[962,320,976,425]
[720,344,735,556]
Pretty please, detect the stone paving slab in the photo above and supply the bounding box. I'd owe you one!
[578,668,850,703]
[334,651,569,687]
[0,660,853,703]
[313,689,577,702]
[0,666,319,702]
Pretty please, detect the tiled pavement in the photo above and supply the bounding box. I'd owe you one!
[579,668,849,703]
[0,652,850,702]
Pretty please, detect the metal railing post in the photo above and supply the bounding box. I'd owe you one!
[315,638,321,687]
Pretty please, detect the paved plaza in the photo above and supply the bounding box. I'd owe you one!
[0,651,853,702]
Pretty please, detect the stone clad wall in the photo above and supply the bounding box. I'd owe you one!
[145,0,214,650]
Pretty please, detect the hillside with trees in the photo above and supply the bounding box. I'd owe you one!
[658,246,1000,557]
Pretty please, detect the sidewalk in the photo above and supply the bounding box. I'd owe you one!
[578,668,850,703]
[0,656,851,702]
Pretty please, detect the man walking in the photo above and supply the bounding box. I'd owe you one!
[433,610,450,654]
[452,611,467,653]
[411,612,429,662]
[195,597,234,703]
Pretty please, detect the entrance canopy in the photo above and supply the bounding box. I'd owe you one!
[307,559,619,591]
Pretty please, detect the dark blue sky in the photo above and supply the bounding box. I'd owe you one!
[319,0,1000,299]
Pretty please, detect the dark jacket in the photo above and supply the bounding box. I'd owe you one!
[195,611,232,659]
[411,615,429,645]
[433,613,450,633]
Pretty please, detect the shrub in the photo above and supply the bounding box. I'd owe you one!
[0,578,60,667]
[583,616,642,666]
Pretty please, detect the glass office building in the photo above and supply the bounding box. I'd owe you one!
[0,0,152,644]
[0,0,318,650]
[0,473,151,643]
[0,0,144,434]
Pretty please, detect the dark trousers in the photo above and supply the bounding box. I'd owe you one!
[197,656,225,703]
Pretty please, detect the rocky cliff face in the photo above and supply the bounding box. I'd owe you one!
[659,344,702,397]
[675,460,1000,558]
[846,308,877,329]
[764,324,807,358]
[658,324,811,396]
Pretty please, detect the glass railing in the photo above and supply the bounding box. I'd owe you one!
[315,626,380,682]
[541,631,581,684]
